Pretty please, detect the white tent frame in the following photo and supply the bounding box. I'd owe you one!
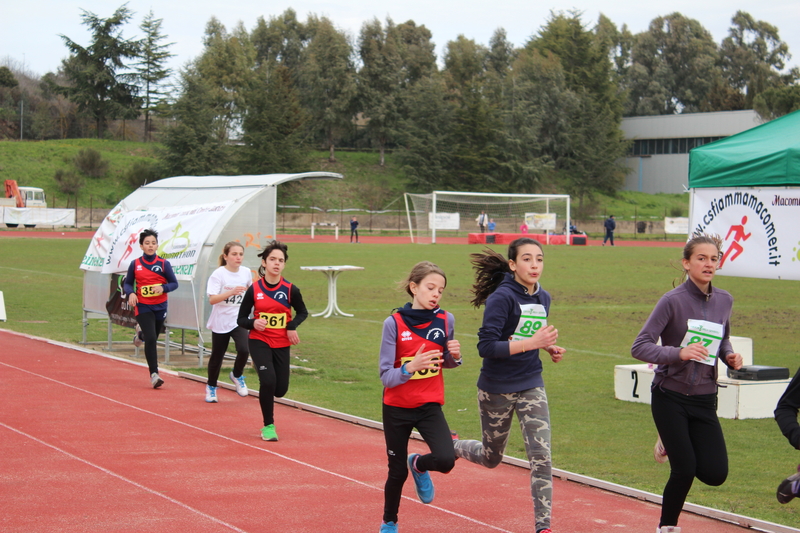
[81,172,343,365]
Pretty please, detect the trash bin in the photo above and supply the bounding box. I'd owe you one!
[637,221,646,234]
[486,234,496,244]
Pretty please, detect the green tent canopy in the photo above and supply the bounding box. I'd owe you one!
[688,109,800,188]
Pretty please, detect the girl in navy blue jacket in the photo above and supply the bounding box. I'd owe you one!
[454,237,565,533]
[123,229,179,388]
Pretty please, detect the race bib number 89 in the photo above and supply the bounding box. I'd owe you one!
[259,312,287,329]
[680,319,724,366]
[400,355,440,380]
[510,304,547,342]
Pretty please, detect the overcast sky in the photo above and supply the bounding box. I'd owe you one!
[2,0,799,79]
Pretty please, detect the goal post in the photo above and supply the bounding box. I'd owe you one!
[404,191,571,244]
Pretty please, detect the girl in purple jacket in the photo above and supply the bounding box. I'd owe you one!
[632,234,743,533]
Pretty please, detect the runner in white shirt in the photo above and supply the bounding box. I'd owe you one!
[205,242,253,403]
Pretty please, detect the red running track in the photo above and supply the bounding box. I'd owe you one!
[0,229,682,247]
[0,329,762,533]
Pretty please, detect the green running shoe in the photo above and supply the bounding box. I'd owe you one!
[261,424,278,441]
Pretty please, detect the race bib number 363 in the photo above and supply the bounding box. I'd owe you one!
[680,319,724,366]
[510,303,547,342]
[259,312,287,329]
[400,355,440,380]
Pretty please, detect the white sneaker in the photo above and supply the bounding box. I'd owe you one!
[654,435,669,463]
[230,371,248,397]
[150,372,164,388]
[133,325,144,348]
[205,385,218,403]
[658,527,681,533]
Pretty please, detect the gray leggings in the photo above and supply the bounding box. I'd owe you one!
[454,387,552,532]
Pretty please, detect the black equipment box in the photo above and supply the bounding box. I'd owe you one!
[727,365,790,381]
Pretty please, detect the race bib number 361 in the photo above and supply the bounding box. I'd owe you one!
[510,303,547,342]
[680,319,724,366]
[259,312,287,329]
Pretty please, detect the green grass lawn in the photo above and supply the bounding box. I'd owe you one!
[1,237,798,526]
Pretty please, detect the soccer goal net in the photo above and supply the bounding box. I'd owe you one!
[404,191,571,244]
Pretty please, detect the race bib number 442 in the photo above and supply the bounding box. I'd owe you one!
[510,303,547,342]
[680,319,724,366]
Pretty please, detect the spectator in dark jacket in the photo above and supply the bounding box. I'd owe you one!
[603,215,616,246]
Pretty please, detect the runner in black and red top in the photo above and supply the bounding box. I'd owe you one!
[377,261,462,533]
[237,241,308,442]
[123,229,179,389]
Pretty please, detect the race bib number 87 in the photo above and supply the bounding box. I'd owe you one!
[510,304,547,342]
[259,312,287,329]
[680,319,724,366]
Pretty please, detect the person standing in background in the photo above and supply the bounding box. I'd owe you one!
[488,219,496,232]
[476,211,487,233]
[603,215,616,246]
[351,216,360,243]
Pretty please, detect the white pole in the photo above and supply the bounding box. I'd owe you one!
[566,196,571,246]
[431,191,437,245]
[404,193,415,244]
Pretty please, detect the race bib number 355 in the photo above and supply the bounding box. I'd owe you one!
[259,312,287,329]
[139,284,161,297]
[680,319,724,366]
[510,303,547,342]
[400,355,440,380]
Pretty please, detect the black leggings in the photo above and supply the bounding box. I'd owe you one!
[382,402,456,523]
[651,386,728,527]
[136,310,165,375]
[248,339,290,426]
[207,327,250,387]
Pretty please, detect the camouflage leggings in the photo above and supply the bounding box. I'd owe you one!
[453,387,552,532]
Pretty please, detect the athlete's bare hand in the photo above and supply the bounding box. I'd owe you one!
[253,317,267,331]
[726,352,743,370]
[529,325,558,351]
[546,345,565,363]
[447,339,461,361]
[128,293,138,307]
[679,342,709,362]
[287,330,300,345]
[406,343,442,374]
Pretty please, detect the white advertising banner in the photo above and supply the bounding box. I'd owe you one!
[428,212,460,230]
[664,217,689,235]
[525,212,557,231]
[80,202,232,278]
[690,188,800,281]
[2,207,76,226]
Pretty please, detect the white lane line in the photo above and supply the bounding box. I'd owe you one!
[0,360,514,533]
[0,422,250,533]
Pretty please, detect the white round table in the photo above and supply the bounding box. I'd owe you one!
[300,265,365,317]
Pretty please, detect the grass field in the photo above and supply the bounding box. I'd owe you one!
[1,236,798,526]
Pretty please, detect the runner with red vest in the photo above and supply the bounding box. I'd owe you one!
[237,241,308,442]
[378,261,462,533]
[123,229,179,389]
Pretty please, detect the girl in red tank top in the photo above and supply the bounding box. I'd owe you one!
[378,261,462,533]
[237,241,308,442]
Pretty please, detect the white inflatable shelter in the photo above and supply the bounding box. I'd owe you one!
[81,172,343,360]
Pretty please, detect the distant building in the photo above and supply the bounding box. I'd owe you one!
[620,110,762,194]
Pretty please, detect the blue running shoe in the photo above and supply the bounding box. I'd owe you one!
[379,521,398,533]
[407,453,434,504]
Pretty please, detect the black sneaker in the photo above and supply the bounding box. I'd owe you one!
[777,464,800,504]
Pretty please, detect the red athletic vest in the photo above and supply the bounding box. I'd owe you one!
[133,256,168,306]
[382,310,449,409]
[249,278,293,348]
